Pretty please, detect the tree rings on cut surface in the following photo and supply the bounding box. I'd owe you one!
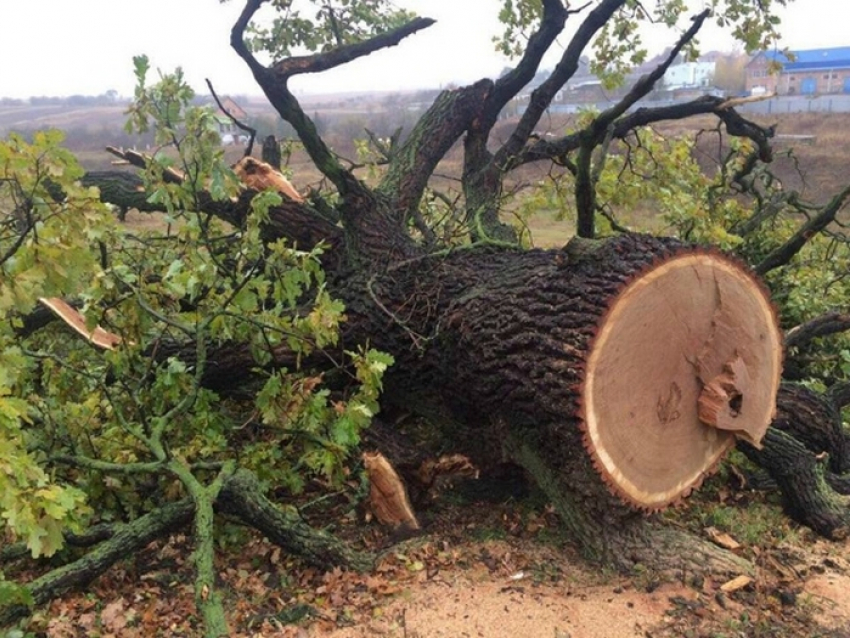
[581,252,782,510]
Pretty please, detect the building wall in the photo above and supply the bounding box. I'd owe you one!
[746,53,850,96]
[738,94,850,114]
[778,69,850,95]
[663,62,714,88]
[745,56,779,94]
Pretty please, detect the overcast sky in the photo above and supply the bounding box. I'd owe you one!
[0,0,846,99]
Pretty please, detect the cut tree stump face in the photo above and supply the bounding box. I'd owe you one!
[581,252,782,510]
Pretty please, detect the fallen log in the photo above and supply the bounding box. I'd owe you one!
[337,233,782,569]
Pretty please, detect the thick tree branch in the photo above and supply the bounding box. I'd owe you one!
[81,170,150,213]
[785,312,850,350]
[89,170,343,262]
[487,0,569,122]
[1,468,376,627]
[272,17,435,77]
[217,469,374,571]
[456,0,573,243]
[599,11,709,130]
[495,0,627,167]
[740,428,850,539]
[230,0,360,199]
[572,9,709,237]
[0,499,195,627]
[829,382,850,410]
[231,1,420,266]
[377,80,492,231]
[755,183,850,275]
[84,155,344,259]
[514,96,773,167]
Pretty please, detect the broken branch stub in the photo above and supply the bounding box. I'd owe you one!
[698,355,767,447]
[363,451,420,532]
[39,297,123,350]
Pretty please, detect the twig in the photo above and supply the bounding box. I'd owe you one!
[366,275,428,351]
[206,78,257,157]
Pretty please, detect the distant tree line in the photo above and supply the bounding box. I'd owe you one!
[0,91,126,108]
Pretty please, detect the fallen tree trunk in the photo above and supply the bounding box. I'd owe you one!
[42,166,792,569]
[109,231,778,569]
[18,204,785,571]
[338,233,782,569]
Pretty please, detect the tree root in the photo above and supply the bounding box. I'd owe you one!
[771,384,850,473]
[737,383,850,540]
[503,429,752,578]
[616,523,753,579]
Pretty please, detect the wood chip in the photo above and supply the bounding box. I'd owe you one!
[720,575,753,593]
[705,526,742,550]
[234,156,304,202]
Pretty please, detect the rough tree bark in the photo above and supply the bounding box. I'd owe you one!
[740,383,850,539]
[330,233,781,571]
[81,160,787,574]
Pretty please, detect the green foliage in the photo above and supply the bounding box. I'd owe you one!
[0,577,33,609]
[0,130,104,557]
[494,0,544,58]
[238,0,417,61]
[0,62,391,560]
[495,0,787,87]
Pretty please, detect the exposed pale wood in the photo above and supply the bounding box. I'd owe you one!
[39,298,122,350]
[363,451,420,531]
[233,157,304,202]
[581,252,782,509]
[720,574,753,592]
[718,93,776,110]
[698,355,766,447]
[705,527,742,551]
[105,146,186,183]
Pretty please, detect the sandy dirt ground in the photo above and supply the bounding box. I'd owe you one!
[308,537,850,638]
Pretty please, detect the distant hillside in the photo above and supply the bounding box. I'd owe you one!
[0,104,129,135]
